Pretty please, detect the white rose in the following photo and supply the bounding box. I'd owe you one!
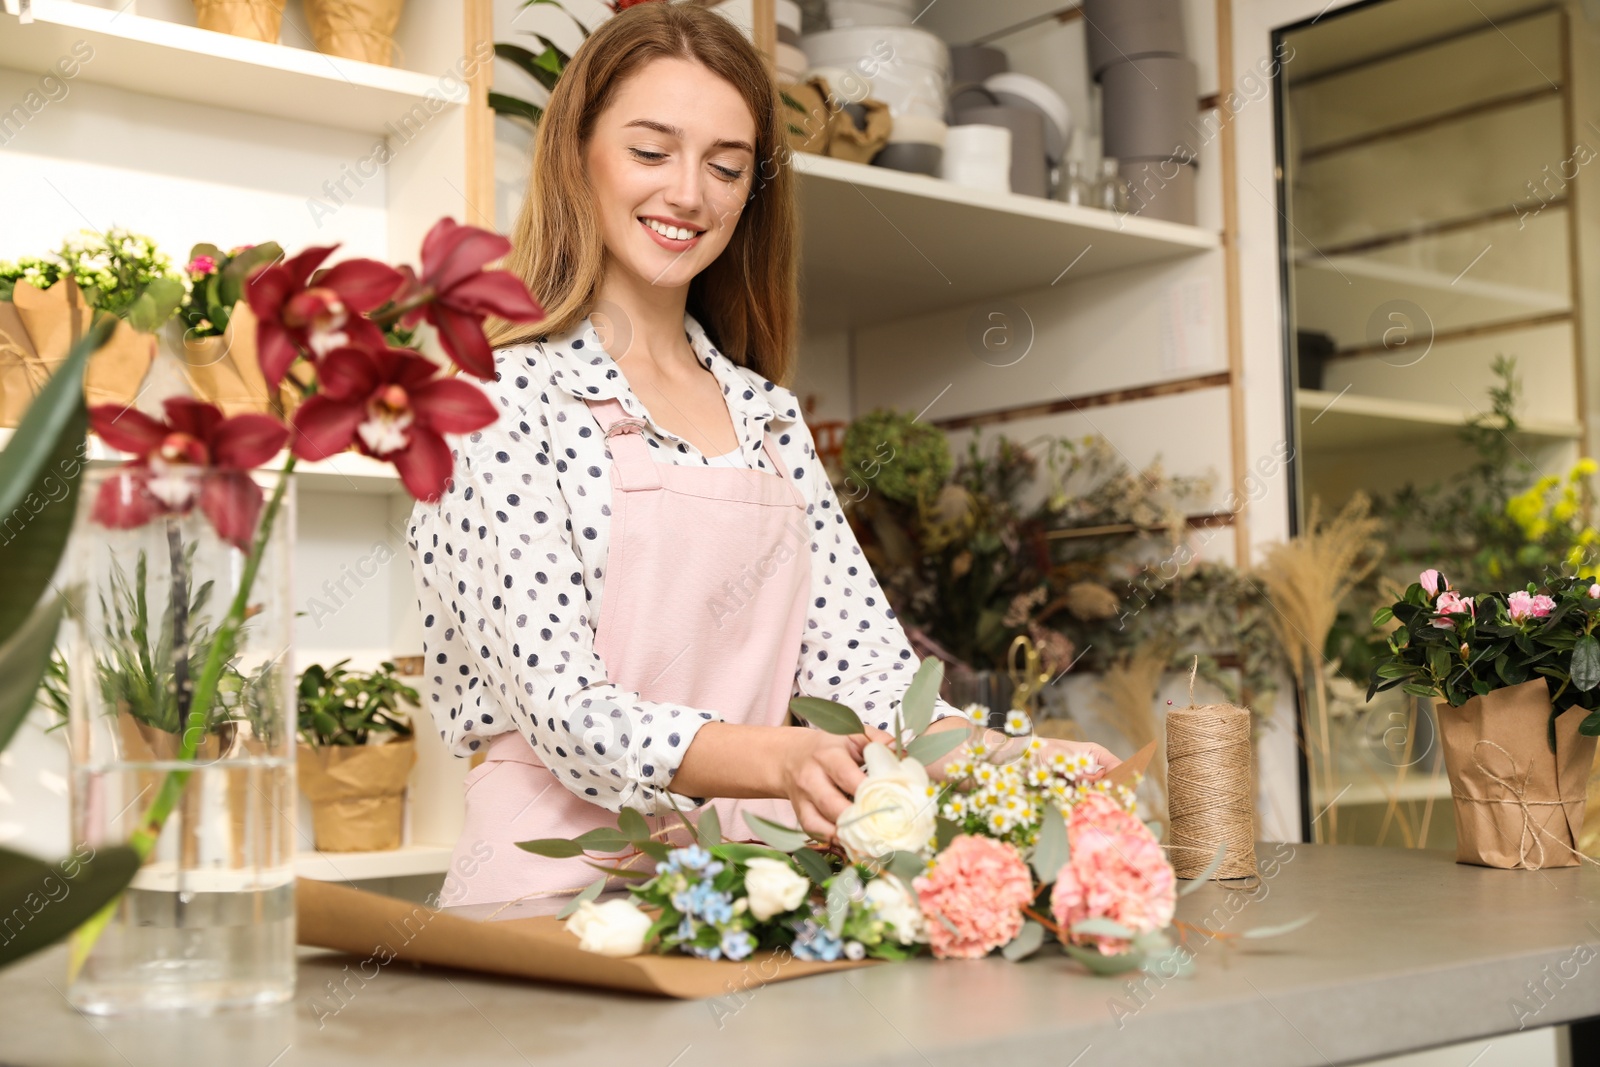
[837,741,936,862]
[565,898,652,957]
[863,873,927,946]
[742,856,810,920]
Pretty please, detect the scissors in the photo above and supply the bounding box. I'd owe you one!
[1006,633,1051,715]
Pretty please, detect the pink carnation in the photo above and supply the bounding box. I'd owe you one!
[1050,794,1176,956]
[913,835,1035,959]
[1507,590,1555,623]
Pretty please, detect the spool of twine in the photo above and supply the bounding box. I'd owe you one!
[1165,661,1257,880]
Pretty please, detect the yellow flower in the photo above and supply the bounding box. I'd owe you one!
[1574,458,1597,478]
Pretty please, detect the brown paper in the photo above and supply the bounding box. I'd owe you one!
[779,79,835,156]
[305,0,404,65]
[1105,739,1157,792]
[175,301,278,417]
[295,877,880,999]
[1438,678,1597,870]
[298,740,417,852]
[826,96,892,164]
[194,0,286,41]
[2,278,156,425]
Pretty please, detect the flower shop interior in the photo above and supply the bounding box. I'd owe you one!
[2,0,1600,1065]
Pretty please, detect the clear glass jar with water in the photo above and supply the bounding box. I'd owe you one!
[64,465,296,1014]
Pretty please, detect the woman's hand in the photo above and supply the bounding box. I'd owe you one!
[856,720,1122,785]
[777,728,871,842]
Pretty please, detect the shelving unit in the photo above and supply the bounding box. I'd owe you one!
[794,153,1219,332]
[295,844,452,882]
[1295,389,1583,450]
[0,0,467,135]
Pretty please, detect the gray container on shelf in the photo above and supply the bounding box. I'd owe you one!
[1083,0,1187,79]
[949,43,1007,85]
[873,142,943,176]
[1101,55,1199,162]
[1118,157,1197,225]
[953,103,1048,198]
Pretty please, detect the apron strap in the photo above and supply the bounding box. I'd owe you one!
[586,397,661,491]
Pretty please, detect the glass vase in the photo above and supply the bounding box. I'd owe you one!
[64,465,297,1014]
[942,667,1016,730]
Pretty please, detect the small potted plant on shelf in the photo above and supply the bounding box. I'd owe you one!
[1367,570,1599,870]
[296,659,420,853]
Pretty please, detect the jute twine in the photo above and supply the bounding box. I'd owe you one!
[1165,660,1258,880]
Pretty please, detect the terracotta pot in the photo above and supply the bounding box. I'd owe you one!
[193,0,288,43]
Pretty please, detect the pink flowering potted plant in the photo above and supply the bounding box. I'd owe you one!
[1367,571,1598,869]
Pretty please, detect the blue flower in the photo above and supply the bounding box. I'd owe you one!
[672,845,713,871]
[790,918,844,962]
[676,916,695,941]
[720,929,755,962]
[687,941,723,961]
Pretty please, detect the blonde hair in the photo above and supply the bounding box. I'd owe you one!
[486,2,798,387]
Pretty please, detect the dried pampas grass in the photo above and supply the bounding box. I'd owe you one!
[1096,643,1171,832]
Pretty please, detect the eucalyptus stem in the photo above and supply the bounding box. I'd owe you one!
[68,456,296,980]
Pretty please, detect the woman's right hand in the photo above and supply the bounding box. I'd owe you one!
[778,728,870,843]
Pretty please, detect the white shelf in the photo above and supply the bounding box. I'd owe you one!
[1296,388,1583,450]
[793,153,1220,332]
[1337,775,1452,806]
[295,844,452,882]
[0,0,464,135]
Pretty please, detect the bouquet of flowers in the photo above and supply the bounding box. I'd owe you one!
[527,659,1296,973]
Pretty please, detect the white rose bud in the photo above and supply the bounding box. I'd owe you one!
[565,898,652,957]
[836,742,937,862]
[862,873,928,945]
[742,857,810,920]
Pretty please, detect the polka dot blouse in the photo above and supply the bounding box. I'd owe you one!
[406,310,964,816]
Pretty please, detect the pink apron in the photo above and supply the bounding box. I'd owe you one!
[441,395,810,910]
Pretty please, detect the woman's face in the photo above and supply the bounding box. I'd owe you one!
[584,57,758,295]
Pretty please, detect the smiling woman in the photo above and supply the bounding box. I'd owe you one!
[408,2,1117,914]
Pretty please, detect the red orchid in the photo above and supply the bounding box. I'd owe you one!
[245,244,404,387]
[394,218,545,380]
[290,346,498,502]
[88,397,290,551]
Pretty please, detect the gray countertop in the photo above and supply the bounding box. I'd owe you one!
[1,844,1597,1067]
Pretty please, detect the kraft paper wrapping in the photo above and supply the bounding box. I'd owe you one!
[295,877,879,999]
[115,712,251,868]
[779,77,892,163]
[175,301,279,417]
[298,741,417,852]
[1438,679,1597,870]
[0,278,155,425]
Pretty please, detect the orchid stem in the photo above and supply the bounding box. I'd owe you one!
[68,456,297,981]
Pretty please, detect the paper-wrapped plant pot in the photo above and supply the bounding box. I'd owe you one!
[298,740,417,852]
[1437,678,1596,869]
[193,0,288,42]
[305,0,406,66]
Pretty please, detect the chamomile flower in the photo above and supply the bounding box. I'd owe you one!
[1004,710,1031,735]
[963,703,990,726]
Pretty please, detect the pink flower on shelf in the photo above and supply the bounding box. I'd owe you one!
[89,398,289,551]
[392,218,545,381]
[1507,590,1556,623]
[245,244,404,387]
[1050,793,1175,956]
[1419,569,1445,598]
[290,347,497,502]
[912,835,1035,959]
[1432,591,1475,628]
[1589,583,1600,599]
[186,254,218,277]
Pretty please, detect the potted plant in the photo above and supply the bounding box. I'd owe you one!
[296,659,420,853]
[1368,571,1599,869]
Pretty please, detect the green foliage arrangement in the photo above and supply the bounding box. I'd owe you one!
[0,228,188,332]
[297,660,418,747]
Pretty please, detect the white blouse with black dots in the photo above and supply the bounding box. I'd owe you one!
[406,310,965,817]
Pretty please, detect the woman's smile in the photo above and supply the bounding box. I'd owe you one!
[637,214,705,250]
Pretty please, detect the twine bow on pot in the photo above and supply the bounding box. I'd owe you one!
[1465,739,1599,872]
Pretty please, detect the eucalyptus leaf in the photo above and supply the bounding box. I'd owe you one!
[696,805,722,850]
[554,875,607,920]
[1240,913,1316,939]
[825,867,859,937]
[1001,920,1046,961]
[744,813,809,853]
[0,844,141,967]
[1029,803,1069,885]
[1070,917,1138,939]
[714,843,789,865]
[934,816,960,851]
[884,849,927,885]
[516,838,587,858]
[585,860,651,881]
[1062,942,1147,975]
[791,845,832,884]
[616,807,649,843]
[900,656,943,738]
[789,696,866,736]
[905,728,968,767]
[1176,842,1227,896]
[570,827,633,853]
